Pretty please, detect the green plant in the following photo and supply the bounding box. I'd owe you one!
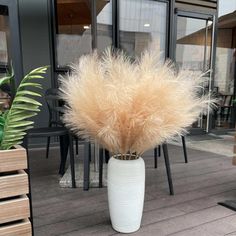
[0,66,48,150]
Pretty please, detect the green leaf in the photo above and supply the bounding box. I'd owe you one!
[5,126,34,133]
[1,141,23,150]
[28,75,44,79]
[8,121,34,128]
[9,113,37,122]
[14,96,42,106]
[4,132,26,137]
[0,65,47,150]
[0,76,10,87]
[3,136,24,142]
[0,116,5,126]
[16,91,42,97]
[12,104,40,112]
[18,82,43,89]
[0,127,3,142]
[0,65,14,87]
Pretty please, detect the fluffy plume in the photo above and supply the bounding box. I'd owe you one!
[59,49,212,157]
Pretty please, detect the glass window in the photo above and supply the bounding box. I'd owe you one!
[55,0,92,68]
[54,0,113,68]
[176,17,212,72]
[213,0,236,129]
[0,6,10,112]
[215,0,236,94]
[0,6,9,69]
[119,0,167,60]
[97,0,113,53]
[175,15,213,130]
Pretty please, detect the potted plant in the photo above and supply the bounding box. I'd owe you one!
[59,49,211,233]
[0,66,47,235]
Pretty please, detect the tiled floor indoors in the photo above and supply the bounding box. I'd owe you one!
[29,136,236,236]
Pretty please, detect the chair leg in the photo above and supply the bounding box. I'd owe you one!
[46,137,51,159]
[162,143,174,195]
[75,138,79,155]
[99,148,104,188]
[46,122,52,159]
[154,147,158,168]
[83,142,90,191]
[105,149,110,163]
[226,107,230,122]
[59,135,69,175]
[181,136,188,163]
[69,134,76,188]
[158,145,161,156]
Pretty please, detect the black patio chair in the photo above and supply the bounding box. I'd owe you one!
[152,136,188,195]
[25,127,76,188]
[45,88,79,159]
[154,135,188,168]
[25,88,91,189]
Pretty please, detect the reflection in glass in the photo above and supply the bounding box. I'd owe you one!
[176,16,213,130]
[97,0,112,53]
[176,17,212,72]
[55,0,92,67]
[0,6,10,111]
[214,0,236,129]
[119,0,167,60]
[0,6,9,67]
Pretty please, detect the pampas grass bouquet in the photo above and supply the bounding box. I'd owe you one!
[59,49,210,160]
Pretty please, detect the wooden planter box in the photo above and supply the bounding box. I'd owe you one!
[0,146,32,236]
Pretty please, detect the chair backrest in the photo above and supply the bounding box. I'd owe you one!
[45,88,64,126]
[224,95,232,107]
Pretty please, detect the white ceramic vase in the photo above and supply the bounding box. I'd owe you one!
[107,156,145,233]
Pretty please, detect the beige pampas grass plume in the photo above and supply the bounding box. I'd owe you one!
[59,48,212,157]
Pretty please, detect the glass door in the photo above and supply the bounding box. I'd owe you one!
[174,10,215,133]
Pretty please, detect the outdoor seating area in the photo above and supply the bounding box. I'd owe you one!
[30,141,236,235]
[1,0,236,235]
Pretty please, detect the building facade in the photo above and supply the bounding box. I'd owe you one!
[1,0,235,135]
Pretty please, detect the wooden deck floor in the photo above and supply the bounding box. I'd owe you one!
[29,144,236,236]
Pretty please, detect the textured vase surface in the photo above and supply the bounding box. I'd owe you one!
[107,156,145,233]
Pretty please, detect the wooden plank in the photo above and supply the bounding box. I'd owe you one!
[0,219,31,236]
[29,145,236,235]
[0,170,29,199]
[169,214,236,236]
[123,206,234,236]
[0,195,30,224]
[0,146,27,172]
